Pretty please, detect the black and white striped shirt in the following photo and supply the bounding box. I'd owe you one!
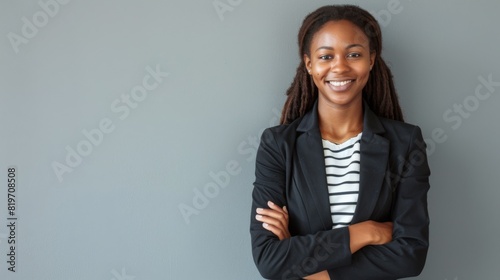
[322,133,362,229]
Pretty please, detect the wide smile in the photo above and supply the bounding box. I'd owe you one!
[326,79,355,92]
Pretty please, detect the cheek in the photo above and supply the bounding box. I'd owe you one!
[352,66,371,89]
[311,75,322,88]
[312,63,325,71]
[356,65,372,79]
[312,63,330,77]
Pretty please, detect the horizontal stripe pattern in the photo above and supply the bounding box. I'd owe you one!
[322,133,362,229]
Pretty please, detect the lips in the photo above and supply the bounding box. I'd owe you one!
[327,79,355,92]
[329,80,353,86]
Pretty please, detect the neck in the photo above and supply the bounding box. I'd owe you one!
[317,97,363,144]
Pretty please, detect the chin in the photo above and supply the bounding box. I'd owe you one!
[320,91,362,107]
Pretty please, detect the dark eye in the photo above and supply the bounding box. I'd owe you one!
[319,55,333,60]
[347,53,361,58]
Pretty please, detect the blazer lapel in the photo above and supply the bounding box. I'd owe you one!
[351,105,390,223]
[295,102,333,230]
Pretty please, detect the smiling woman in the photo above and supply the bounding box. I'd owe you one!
[250,5,430,280]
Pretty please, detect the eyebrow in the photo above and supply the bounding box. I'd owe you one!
[314,44,366,52]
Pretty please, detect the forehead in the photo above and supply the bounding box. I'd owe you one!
[310,20,370,49]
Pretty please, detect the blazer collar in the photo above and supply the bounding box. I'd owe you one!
[295,100,390,228]
[296,100,386,137]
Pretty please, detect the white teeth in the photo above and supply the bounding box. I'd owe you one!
[329,80,353,86]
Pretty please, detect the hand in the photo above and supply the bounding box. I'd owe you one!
[369,221,393,245]
[255,201,290,240]
[304,270,330,280]
[348,221,393,253]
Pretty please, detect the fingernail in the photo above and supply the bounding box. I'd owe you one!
[268,201,274,206]
[256,208,263,213]
[255,215,262,220]
[263,223,269,228]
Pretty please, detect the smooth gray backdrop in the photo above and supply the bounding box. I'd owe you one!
[1,0,499,279]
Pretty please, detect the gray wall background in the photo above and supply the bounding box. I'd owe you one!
[1,0,499,279]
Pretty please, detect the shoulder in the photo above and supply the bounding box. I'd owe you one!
[375,116,426,155]
[257,117,307,163]
[261,117,304,145]
[363,103,423,146]
[378,117,420,135]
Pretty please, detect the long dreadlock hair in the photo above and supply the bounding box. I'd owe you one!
[280,5,404,124]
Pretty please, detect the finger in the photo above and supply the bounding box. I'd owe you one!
[283,205,288,213]
[262,201,288,217]
[262,222,281,239]
[255,214,287,230]
[256,212,288,230]
[262,223,288,240]
[255,215,289,236]
[267,201,286,215]
[256,208,288,220]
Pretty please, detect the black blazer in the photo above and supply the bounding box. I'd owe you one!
[250,101,430,280]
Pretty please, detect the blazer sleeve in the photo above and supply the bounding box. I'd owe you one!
[250,128,353,280]
[328,126,431,280]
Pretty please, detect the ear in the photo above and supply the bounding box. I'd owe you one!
[303,54,312,74]
[369,51,376,70]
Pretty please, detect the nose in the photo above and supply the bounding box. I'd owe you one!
[331,57,349,73]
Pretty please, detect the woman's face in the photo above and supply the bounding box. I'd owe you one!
[304,20,375,109]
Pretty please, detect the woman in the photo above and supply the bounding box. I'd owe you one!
[250,5,430,280]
